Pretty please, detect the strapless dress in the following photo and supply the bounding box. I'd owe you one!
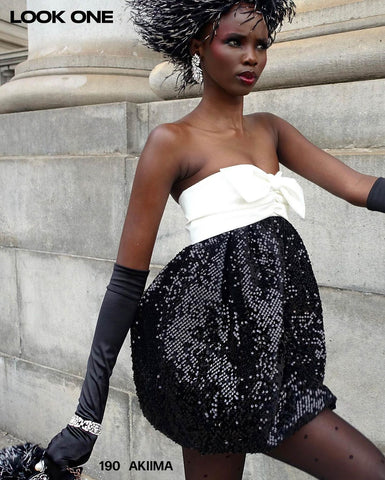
[131,164,336,454]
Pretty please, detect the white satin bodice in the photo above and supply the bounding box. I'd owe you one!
[178,164,305,244]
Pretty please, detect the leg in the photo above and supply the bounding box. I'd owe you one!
[182,447,246,480]
[266,408,385,480]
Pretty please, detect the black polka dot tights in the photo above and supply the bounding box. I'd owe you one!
[182,409,385,480]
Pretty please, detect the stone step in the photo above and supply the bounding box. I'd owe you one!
[140,79,385,152]
[1,149,384,293]
[0,430,23,450]
[282,0,385,40]
[0,79,384,157]
[0,102,140,156]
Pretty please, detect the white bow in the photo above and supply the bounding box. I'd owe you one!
[220,165,305,219]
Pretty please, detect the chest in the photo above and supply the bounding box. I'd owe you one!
[172,127,279,201]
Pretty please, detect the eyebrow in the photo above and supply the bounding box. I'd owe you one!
[224,32,269,41]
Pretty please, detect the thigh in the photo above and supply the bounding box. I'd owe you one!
[182,447,246,480]
[266,408,385,480]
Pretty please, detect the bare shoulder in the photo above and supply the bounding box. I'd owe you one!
[247,112,284,130]
[256,112,304,136]
[246,112,283,148]
[136,121,191,182]
[146,122,189,152]
[248,113,308,149]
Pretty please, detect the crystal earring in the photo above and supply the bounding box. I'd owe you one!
[191,53,203,84]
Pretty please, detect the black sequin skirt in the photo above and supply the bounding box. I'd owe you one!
[131,216,336,454]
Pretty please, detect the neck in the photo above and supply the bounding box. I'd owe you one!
[192,84,246,132]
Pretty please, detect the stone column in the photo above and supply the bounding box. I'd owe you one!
[0,0,163,113]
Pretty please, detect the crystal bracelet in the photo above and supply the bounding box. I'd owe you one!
[68,414,102,436]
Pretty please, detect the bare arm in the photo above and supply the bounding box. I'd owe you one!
[117,124,182,270]
[270,114,377,206]
[44,124,182,473]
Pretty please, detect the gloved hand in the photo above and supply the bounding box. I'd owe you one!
[41,263,149,475]
[367,177,385,213]
[32,451,83,479]
[44,425,95,475]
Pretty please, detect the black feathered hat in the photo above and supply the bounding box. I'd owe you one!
[127,0,295,90]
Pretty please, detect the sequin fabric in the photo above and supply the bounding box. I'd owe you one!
[131,216,336,454]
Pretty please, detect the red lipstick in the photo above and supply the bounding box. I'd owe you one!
[237,71,257,86]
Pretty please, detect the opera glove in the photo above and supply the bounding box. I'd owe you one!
[43,263,149,476]
[367,177,385,213]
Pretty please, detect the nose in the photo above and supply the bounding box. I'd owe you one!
[242,45,258,66]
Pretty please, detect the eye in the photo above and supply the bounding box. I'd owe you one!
[226,37,241,47]
[256,40,269,50]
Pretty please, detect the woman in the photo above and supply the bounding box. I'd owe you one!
[35,1,385,479]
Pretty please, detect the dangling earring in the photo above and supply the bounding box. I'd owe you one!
[191,53,203,84]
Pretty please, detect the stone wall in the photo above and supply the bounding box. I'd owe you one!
[0,1,384,479]
[1,84,384,480]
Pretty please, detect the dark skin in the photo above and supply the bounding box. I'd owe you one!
[117,4,377,271]
[120,5,385,479]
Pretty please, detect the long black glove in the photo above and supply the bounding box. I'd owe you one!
[42,263,149,478]
[367,177,385,213]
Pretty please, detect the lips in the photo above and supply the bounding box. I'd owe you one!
[237,71,257,85]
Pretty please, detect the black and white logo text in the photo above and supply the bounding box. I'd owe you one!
[10,10,114,24]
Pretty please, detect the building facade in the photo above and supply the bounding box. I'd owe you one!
[0,0,27,85]
[0,2,384,479]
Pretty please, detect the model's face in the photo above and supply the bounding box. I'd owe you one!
[197,4,269,95]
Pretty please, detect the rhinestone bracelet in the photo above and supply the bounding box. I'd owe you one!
[69,414,102,436]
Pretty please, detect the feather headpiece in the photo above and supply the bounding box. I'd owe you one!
[127,0,295,90]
